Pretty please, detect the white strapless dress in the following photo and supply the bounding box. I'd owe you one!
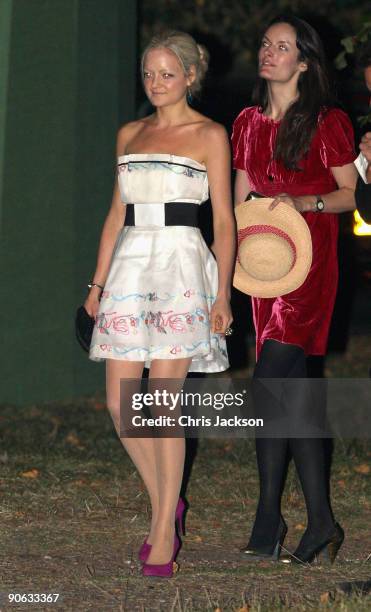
[89,153,229,373]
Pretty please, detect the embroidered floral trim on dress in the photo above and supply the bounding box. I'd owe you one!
[117,160,206,176]
[92,335,228,360]
[95,306,209,336]
[101,289,215,302]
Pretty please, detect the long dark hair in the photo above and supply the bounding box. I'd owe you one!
[253,15,333,170]
[357,40,371,70]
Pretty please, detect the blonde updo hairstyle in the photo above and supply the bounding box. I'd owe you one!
[141,30,209,97]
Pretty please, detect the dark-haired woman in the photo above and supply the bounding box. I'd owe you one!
[232,15,357,564]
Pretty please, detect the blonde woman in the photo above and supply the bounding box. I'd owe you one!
[84,31,235,577]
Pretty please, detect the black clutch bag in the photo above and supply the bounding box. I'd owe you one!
[75,306,95,352]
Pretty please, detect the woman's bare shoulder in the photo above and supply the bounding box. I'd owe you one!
[198,120,230,166]
[116,115,155,152]
[199,118,228,143]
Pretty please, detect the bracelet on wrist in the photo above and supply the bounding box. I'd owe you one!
[88,282,104,291]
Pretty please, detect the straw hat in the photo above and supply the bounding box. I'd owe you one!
[233,198,312,298]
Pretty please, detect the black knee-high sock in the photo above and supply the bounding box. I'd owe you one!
[248,340,305,549]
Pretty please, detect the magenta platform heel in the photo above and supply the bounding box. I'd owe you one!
[138,497,186,564]
[142,534,180,578]
[138,539,151,563]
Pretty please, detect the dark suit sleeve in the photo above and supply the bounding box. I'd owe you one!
[355,176,371,224]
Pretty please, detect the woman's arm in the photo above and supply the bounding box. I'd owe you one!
[270,162,358,213]
[203,122,236,332]
[84,126,130,316]
[234,169,252,205]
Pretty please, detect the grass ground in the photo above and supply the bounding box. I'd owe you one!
[0,287,370,611]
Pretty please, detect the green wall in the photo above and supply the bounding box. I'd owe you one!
[0,0,137,404]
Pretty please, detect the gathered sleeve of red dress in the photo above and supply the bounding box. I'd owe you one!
[318,108,356,168]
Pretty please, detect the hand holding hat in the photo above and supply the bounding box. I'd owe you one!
[269,193,298,210]
[268,192,313,212]
[233,197,312,298]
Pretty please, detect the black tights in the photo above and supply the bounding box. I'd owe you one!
[249,339,334,549]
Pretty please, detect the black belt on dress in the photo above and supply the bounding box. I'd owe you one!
[124,202,200,227]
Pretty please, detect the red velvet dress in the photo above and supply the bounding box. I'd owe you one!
[231,106,356,359]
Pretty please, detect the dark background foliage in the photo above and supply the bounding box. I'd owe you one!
[139,0,370,129]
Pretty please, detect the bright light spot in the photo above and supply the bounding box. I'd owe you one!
[354,209,371,236]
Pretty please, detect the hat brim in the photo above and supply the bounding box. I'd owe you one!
[233,198,312,298]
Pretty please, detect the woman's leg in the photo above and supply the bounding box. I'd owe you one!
[289,440,335,553]
[145,357,192,565]
[248,339,305,550]
[289,425,335,551]
[250,339,335,554]
[281,358,335,547]
[106,359,161,544]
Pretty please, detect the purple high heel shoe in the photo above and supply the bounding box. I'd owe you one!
[138,497,186,563]
[138,539,151,563]
[142,533,180,578]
